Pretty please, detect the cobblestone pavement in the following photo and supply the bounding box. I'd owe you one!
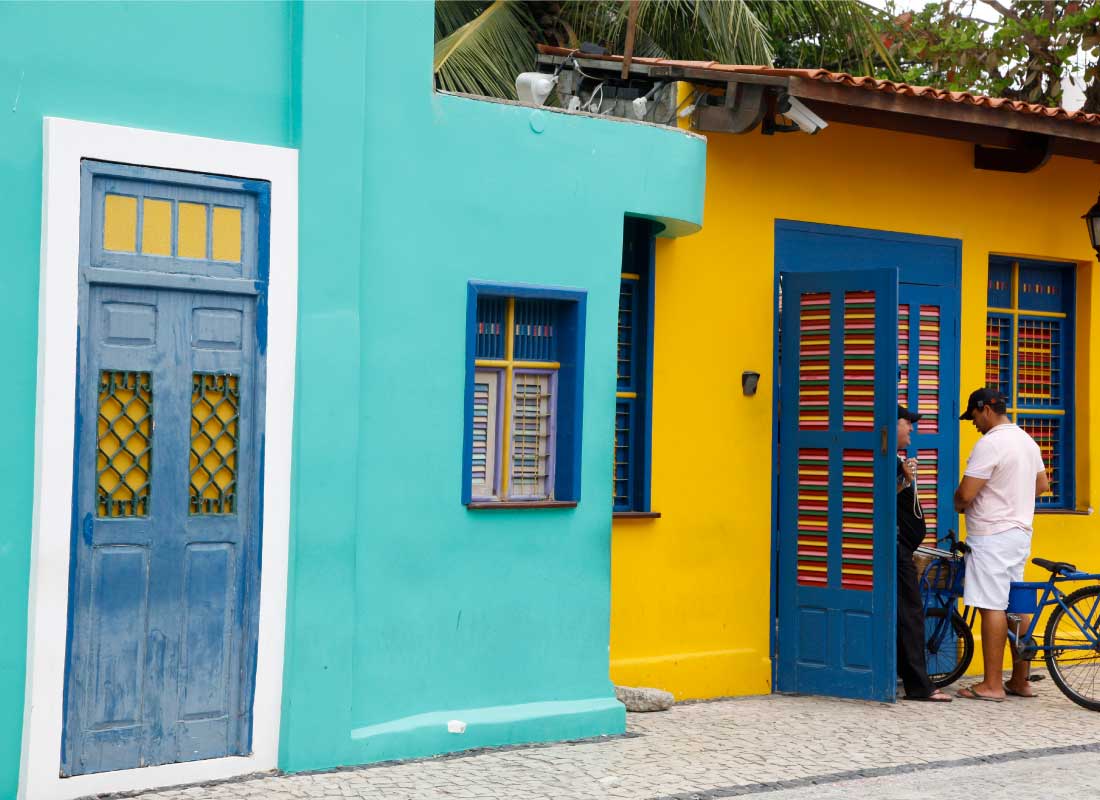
[109,674,1100,800]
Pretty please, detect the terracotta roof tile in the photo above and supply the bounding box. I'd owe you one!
[537,45,1100,127]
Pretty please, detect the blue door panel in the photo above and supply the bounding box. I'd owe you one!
[776,269,898,701]
[64,162,267,776]
[179,543,236,720]
[88,546,149,729]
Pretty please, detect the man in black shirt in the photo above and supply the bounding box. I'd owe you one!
[896,405,952,702]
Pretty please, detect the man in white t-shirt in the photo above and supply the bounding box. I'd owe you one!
[953,388,1049,702]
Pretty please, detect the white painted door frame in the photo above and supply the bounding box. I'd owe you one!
[21,117,299,800]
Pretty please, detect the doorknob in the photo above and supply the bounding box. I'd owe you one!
[880,426,888,455]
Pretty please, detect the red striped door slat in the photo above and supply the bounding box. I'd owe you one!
[843,291,875,432]
[841,449,874,591]
[917,305,940,432]
[916,448,939,546]
[799,292,830,431]
[797,448,829,587]
[897,304,910,410]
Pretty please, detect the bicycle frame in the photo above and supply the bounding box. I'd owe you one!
[920,553,1100,661]
[1004,572,1100,658]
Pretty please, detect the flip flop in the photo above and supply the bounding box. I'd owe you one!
[956,686,1005,702]
[1004,682,1037,698]
[903,691,953,702]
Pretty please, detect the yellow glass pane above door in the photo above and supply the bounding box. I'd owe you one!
[141,198,172,256]
[103,194,137,252]
[178,202,208,259]
[212,207,242,262]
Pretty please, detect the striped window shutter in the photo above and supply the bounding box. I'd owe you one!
[987,259,1074,508]
[471,369,501,499]
[511,370,555,499]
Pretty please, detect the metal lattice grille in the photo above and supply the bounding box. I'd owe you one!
[513,299,557,361]
[796,448,829,587]
[841,449,874,591]
[614,400,633,509]
[1018,415,1062,507]
[799,292,830,431]
[475,297,506,360]
[897,304,910,409]
[986,314,1012,396]
[843,291,875,432]
[510,372,553,498]
[1017,317,1061,407]
[618,280,635,390]
[190,373,239,514]
[97,371,153,517]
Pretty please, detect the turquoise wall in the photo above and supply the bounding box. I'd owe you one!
[0,0,704,790]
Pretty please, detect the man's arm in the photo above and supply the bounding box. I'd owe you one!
[1036,469,1051,498]
[954,475,988,513]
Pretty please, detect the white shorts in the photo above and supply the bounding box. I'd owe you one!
[963,528,1031,611]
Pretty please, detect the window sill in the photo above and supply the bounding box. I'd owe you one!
[466,500,578,510]
[1035,508,1092,516]
[613,511,662,519]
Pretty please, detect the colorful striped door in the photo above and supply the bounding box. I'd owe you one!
[777,269,898,701]
[897,284,956,546]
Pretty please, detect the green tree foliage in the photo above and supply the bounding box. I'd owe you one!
[877,1,1100,111]
[434,0,896,101]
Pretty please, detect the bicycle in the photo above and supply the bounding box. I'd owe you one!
[917,532,1100,711]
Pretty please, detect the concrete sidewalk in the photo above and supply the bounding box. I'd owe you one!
[102,674,1100,800]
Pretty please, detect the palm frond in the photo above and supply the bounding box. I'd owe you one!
[434,1,539,99]
[563,0,772,65]
[751,0,898,77]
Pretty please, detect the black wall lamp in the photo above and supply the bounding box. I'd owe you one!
[1084,194,1100,261]
[742,370,761,396]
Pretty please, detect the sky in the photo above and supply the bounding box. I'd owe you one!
[863,0,1087,110]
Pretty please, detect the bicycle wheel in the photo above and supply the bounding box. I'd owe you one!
[1045,585,1100,711]
[925,607,974,688]
[925,607,973,687]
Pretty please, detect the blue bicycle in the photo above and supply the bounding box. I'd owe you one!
[918,532,1100,711]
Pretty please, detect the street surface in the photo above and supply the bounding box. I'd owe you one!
[105,673,1100,800]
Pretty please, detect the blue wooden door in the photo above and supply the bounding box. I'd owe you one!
[63,162,267,775]
[776,269,898,701]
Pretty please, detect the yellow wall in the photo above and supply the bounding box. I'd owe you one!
[610,120,1100,700]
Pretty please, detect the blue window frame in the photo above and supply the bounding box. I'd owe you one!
[986,257,1075,508]
[614,219,655,513]
[462,282,586,505]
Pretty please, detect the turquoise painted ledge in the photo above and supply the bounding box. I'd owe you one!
[345,697,625,764]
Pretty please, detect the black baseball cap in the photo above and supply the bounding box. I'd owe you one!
[959,387,1007,420]
[898,404,921,423]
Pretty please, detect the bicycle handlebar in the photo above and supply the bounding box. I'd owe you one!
[946,529,971,555]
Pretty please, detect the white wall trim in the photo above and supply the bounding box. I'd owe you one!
[20,118,299,800]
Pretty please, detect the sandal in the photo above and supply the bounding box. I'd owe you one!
[903,690,953,702]
[956,685,1005,702]
[1004,682,1037,698]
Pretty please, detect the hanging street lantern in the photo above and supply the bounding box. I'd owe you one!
[1083,194,1100,261]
